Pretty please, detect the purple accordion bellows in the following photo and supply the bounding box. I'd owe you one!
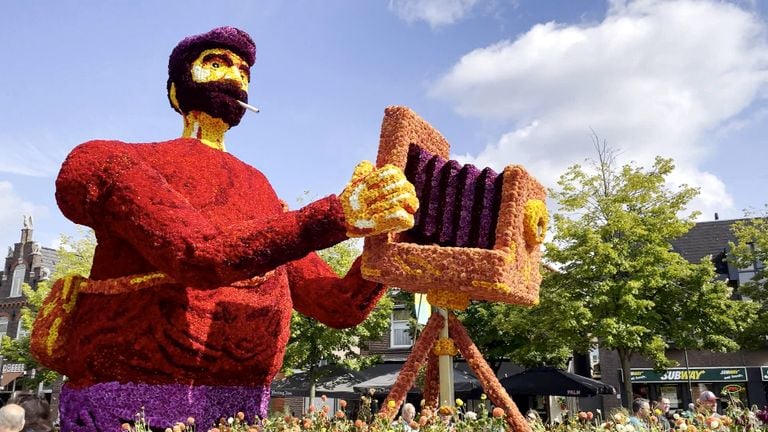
[59,381,270,432]
[403,144,503,249]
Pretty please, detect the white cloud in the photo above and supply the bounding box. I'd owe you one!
[389,0,480,28]
[431,0,768,219]
[0,181,48,248]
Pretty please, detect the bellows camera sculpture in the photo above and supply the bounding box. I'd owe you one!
[362,106,547,432]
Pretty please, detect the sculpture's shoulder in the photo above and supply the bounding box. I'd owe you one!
[68,137,200,158]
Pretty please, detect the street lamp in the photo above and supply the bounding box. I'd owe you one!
[684,348,693,405]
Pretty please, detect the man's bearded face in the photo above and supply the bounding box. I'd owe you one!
[174,48,251,127]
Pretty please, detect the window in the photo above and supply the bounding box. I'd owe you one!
[390,308,412,348]
[16,321,27,340]
[9,264,26,297]
[0,317,8,338]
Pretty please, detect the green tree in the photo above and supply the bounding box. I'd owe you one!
[1,228,96,387]
[282,239,393,401]
[546,143,753,406]
[729,208,768,347]
[459,270,586,371]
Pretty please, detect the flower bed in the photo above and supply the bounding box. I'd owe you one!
[121,393,768,432]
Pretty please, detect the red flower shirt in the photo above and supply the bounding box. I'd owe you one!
[37,138,385,387]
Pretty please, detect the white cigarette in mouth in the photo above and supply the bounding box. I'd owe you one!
[237,100,260,114]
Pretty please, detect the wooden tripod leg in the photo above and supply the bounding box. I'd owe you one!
[380,312,444,420]
[423,351,440,409]
[448,313,531,432]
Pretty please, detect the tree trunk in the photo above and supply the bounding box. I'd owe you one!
[308,365,317,408]
[309,381,316,407]
[618,348,633,409]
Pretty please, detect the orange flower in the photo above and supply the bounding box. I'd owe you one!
[689,426,699,432]
[492,407,505,418]
[354,420,364,429]
[308,404,316,413]
[335,411,345,419]
[121,424,131,431]
[449,314,528,432]
[237,412,245,421]
[421,408,433,418]
[322,405,330,414]
[187,418,195,426]
[284,415,293,423]
[210,428,220,432]
[419,416,429,427]
[587,412,594,420]
[302,419,313,429]
[409,421,420,430]
[578,412,588,421]
[340,399,347,409]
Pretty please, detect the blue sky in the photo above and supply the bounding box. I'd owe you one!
[1,0,767,251]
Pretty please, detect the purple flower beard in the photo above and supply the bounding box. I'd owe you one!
[59,382,270,432]
[175,80,248,127]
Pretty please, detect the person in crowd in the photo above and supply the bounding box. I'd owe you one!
[396,403,416,431]
[0,404,25,432]
[697,391,720,417]
[8,394,52,432]
[654,398,672,431]
[629,398,651,431]
[525,409,541,424]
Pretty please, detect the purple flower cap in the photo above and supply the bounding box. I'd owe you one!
[168,26,256,82]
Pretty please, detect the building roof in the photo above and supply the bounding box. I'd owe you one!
[670,219,744,265]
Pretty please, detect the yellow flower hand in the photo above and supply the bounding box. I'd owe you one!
[340,161,419,237]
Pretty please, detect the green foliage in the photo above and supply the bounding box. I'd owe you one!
[458,273,581,369]
[282,239,393,394]
[51,228,96,280]
[1,228,97,387]
[729,208,768,347]
[544,143,752,405]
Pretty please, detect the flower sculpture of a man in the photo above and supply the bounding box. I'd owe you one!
[31,27,418,431]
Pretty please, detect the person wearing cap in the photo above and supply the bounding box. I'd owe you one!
[697,390,720,417]
[30,26,418,431]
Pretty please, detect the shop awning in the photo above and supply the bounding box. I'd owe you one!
[271,364,367,398]
[0,372,24,388]
[496,366,616,397]
[353,365,483,395]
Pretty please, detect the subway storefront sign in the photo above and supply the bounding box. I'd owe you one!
[760,367,768,381]
[625,368,747,383]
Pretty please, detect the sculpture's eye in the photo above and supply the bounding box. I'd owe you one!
[212,62,220,68]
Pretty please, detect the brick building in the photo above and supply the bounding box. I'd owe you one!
[0,217,58,340]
